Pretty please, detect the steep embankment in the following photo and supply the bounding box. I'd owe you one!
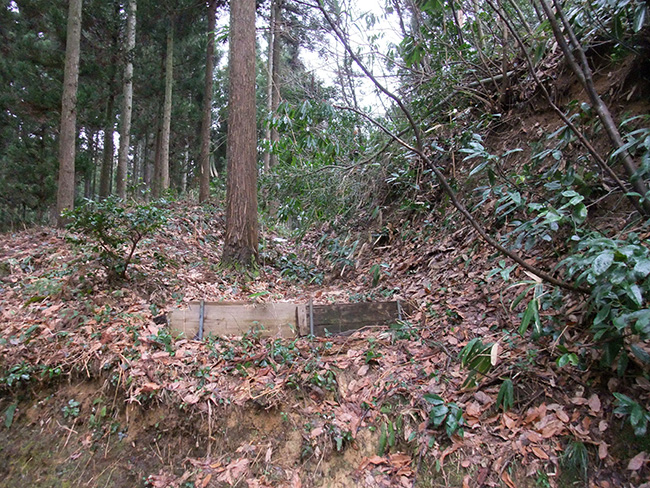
[0,188,648,488]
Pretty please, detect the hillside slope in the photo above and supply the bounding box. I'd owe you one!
[1,191,648,487]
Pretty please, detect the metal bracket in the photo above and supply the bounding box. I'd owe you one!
[309,299,314,337]
[198,299,205,340]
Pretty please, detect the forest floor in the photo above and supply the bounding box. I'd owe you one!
[1,198,649,488]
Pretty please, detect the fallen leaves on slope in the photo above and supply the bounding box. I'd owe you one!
[0,201,648,487]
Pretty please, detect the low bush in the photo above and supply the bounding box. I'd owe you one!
[64,197,168,281]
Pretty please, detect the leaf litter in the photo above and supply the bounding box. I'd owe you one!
[0,201,648,487]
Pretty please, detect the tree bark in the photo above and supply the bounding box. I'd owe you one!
[98,1,121,199]
[199,0,217,202]
[84,130,96,199]
[222,0,258,266]
[55,0,82,227]
[160,23,174,195]
[116,0,137,199]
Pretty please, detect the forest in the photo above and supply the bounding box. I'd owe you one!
[1,0,650,486]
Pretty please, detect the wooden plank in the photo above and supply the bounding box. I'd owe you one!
[169,302,298,339]
[296,304,308,336]
[311,301,404,336]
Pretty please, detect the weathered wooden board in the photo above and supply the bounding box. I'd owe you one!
[310,301,406,336]
[169,302,299,339]
[168,300,409,339]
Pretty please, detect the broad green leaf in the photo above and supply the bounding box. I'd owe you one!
[633,259,650,277]
[469,160,489,177]
[632,309,650,337]
[509,191,522,206]
[626,284,643,307]
[557,353,579,368]
[630,344,650,364]
[630,404,644,428]
[519,300,535,336]
[430,404,449,427]
[4,403,17,428]
[511,284,535,310]
[445,412,459,437]
[572,203,588,223]
[496,379,514,411]
[423,393,444,405]
[613,392,634,411]
[633,4,647,32]
[592,252,614,275]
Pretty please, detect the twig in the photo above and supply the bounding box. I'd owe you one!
[61,418,78,448]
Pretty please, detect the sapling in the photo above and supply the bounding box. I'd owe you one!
[64,197,168,281]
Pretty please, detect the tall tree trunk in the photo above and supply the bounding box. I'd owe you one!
[91,132,98,197]
[98,0,120,199]
[222,0,258,266]
[116,0,137,199]
[159,23,174,195]
[142,133,149,185]
[55,0,82,227]
[199,0,217,202]
[98,90,116,198]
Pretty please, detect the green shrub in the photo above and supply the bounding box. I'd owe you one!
[423,393,464,439]
[562,233,650,369]
[613,392,650,437]
[64,197,168,281]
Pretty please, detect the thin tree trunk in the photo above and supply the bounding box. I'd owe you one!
[84,130,96,199]
[131,136,140,196]
[160,23,174,195]
[199,0,217,202]
[99,91,116,199]
[143,131,152,198]
[98,1,120,199]
[223,0,258,266]
[91,132,98,197]
[182,137,189,193]
[262,0,277,173]
[269,0,281,169]
[55,0,82,227]
[152,117,162,198]
[116,0,137,199]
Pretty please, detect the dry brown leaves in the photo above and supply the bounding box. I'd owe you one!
[0,203,648,486]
